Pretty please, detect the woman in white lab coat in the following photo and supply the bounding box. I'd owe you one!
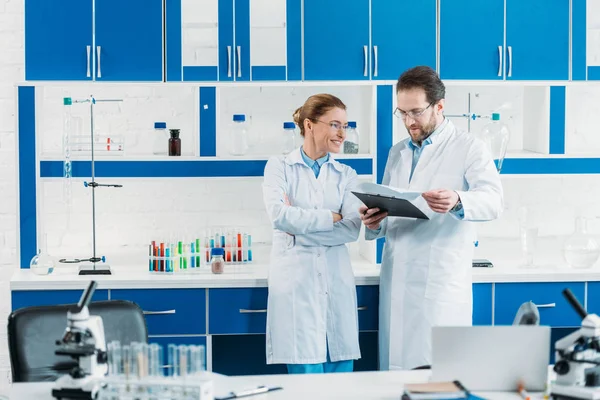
[262,94,362,374]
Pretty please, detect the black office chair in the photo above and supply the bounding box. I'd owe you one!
[7,300,147,382]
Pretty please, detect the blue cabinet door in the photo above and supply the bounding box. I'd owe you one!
[25,0,93,81]
[304,0,369,81]
[505,0,569,80]
[495,282,585,327]
[237,0,289,81]
[473,283,493,325]
[95,0,163,81]
[371,0,436,80]
[440,0,504,80]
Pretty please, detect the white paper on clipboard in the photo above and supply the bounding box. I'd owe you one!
[357,182,422,201]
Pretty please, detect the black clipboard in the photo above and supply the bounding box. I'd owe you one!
[352,191,429,220]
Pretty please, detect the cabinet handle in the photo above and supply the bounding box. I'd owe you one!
[239,309,267,313]
[497,45,502,77]
[227,46,232,77]
[96,46,102,78]
[237,46,242,78]
[363,45,368,77]
[357,306,368,311]
[143,309,176,315]
[86,45,91,78]
[534,303,556,308]
[373,46,378,77]
[507,46,513,78]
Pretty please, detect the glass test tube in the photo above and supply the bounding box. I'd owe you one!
[168,343,179,377]
[179,345,188,378]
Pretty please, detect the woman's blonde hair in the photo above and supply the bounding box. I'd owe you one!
[293,94,346,137]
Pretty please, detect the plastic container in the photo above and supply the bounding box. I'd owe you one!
[211,247,225,274]
[282,122,297,154]
[169,129,181,156]
[152,122,168,155]
[477,113,510,172]
[344,121,359,154]
[563,217,600,269]
[229,114,249,156]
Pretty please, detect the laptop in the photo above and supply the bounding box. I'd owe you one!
[431,326,551,391]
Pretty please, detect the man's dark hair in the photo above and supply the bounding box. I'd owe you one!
[396,66,445,104]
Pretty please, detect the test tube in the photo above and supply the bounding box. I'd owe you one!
[122,345,131,379]
[108,340,122,376]
[248,233,253,262]
[149,343,160,377]
[237,229,242,263]
[160,242,165,272]
[243,233,248,263]
[149,242,154,272]
[168,344,179,377]
[165,245,171,272]
[208,228,214,248]
[189,345,205,375]
[179,345,188,378]
[183,244,188,269]
[195,238,201,266]
[191,241,196,268]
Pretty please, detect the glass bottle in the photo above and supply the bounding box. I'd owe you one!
[344,121,359,154]
[563,217,600,269]
[211,247,225,274]
[281,122,297,154]
[30,234,55,275]
[477,113,510,173]
[169,129,181,156]
[229,114,249,156]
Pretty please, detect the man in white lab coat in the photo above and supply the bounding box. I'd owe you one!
[360,66,503,370]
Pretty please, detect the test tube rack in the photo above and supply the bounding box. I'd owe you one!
[148,229,253,274]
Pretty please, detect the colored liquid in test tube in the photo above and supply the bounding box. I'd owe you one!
[165,246,171,272]
[196,238,201,266]
[191,241,196,268]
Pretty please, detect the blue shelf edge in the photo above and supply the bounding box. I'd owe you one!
[39,157,600,178]
[40,158,374,178]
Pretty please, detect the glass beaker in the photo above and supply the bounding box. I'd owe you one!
[518,207,538,269]
[563,217,600,269]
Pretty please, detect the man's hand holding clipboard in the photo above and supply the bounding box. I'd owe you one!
[352,182,429,222]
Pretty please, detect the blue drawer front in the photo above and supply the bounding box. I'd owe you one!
[473,283,493,325]
[111,289,206,335]
[356,285,378,331]
[209,286,379,335]
[148,335,207,375]
[209,288,268,335]
[11,289,109,311]
[494,282,585,327]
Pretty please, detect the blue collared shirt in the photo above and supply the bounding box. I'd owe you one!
[300,146,329,178]
[407,118,463,218]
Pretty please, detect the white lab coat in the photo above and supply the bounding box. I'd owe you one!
[262,148,362,364]
[367,119,503,370]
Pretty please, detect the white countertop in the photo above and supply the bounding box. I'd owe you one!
[11,238,600,290]
[8,370,533,400]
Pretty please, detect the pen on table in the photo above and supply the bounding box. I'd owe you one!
[216,385,283,400]
[518,383,530,400]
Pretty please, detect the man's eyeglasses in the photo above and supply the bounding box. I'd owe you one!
[393,102,434,120]
[314,120,349,131]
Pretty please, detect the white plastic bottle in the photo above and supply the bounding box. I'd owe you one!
[229,114,249,156]
[281,122,296,154]
[344,121,359,154]
[477,113,510,172]
[152,122,168,155]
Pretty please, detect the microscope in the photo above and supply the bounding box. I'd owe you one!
[550,289,600,400]
[52,281,108,400]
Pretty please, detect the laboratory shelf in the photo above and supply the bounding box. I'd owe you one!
[38,156,374,178]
